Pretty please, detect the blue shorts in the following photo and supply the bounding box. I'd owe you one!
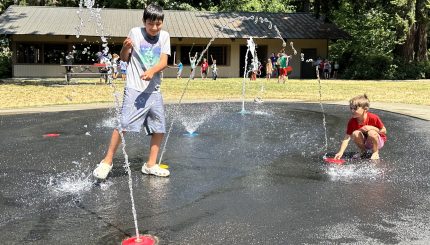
[121,69,127,74]
[119,87,165,134]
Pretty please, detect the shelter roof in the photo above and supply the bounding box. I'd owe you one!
[0,5,350,40]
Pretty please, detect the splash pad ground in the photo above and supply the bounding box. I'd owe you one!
[0,102,429,244]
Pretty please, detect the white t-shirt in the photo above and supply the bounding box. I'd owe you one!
[126,27,171,92]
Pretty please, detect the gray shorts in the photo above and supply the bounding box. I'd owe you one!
[119,87,165,135]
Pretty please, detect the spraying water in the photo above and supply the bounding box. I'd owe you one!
[76,1,142,241]
[240,37,255,114]
[301,57,329,154]
[313,60,329,153]
[158,14,287,164]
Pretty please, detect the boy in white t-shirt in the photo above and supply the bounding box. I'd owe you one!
[93,3,171,179]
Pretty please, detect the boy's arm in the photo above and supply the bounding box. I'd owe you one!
[120,37,133,62]
[334,134,351,159]
[140,53,168,81]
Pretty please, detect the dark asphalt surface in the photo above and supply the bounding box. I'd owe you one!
[0,102,429,244]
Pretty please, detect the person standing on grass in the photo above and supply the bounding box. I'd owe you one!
[210,55,218,80]
[201,58,209,79]
[277,52,289,83]
[189,52,198,80]
[173,58,183,79]
[266,58,273,80]
[93,3,171,179]
[111,53,119,80]
[120,59,127,81]
[333,61,339,79]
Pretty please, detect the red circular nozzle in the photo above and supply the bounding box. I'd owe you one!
[122,235,158,245]
[324,157,346,165]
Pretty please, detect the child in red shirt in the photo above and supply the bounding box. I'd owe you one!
[334,94,387,160]
[201,58,209,79]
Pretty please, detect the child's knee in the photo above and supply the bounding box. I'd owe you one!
[351,130,363,139]
[367,130,379,139]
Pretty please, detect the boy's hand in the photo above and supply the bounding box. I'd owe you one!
[140,69,155,81]
[334,152,343,159]
[123,38,133,50]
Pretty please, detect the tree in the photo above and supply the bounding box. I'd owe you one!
[392,0,429,62]
[0,0,14,14]
[219,0,295,12]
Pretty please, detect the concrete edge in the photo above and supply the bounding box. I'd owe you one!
[0,100,429,121]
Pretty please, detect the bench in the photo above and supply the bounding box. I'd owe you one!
[62,64,111,83]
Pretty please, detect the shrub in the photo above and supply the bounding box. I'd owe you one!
[0,46,11,78]
[342,54,394,80]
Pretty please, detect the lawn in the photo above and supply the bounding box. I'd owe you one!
[1,78,429,109]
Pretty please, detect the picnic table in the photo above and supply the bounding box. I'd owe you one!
[61,64,110,83]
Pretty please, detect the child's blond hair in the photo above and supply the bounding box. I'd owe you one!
[350,94,370,110]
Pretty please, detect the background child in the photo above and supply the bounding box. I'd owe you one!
[210,55,218,80]
[93,3,171,179]
[265,58,272,80]
[120,59,127,81]
[334,94,387,160]
[201,58,208,79]
[174,59,183,79]
[189,52,197,80]
[111,53,119,79]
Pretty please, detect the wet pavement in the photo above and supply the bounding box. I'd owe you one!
[0,102,429,244]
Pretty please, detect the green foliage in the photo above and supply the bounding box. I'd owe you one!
[341,54,395,80]
[0,38,12,78]
[331,4,397,58]
[328,1,430,79]
[0,0,14,14]
[219,0,294,12]
[341,54,430,80]
[392,59,430,79]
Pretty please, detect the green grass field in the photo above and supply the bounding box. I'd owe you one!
[1,78,429,109]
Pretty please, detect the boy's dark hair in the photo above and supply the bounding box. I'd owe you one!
[350,94,370,109]
[143,4,164,22]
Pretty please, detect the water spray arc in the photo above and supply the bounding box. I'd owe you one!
[75,1,147,243]
[158,13,287,164]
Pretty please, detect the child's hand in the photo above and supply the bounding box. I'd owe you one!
[140,69,155,81]
[123,38,133,49]
[334,152,343,159]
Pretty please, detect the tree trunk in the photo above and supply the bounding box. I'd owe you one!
[414,0,428,62]
[394,0,416,62]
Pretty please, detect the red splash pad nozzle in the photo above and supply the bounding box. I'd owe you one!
[324,157,346,165]
[122,235,158,245]
[43,133,60,138]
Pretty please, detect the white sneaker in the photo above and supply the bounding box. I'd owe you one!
[93,161,113,179]
[141,163,170,177]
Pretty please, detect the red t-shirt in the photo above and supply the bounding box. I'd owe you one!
[346,112,387,142]
[201,62,209,71]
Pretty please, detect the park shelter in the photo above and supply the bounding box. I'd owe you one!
[0,5,349,79]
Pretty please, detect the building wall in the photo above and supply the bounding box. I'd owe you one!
[11,35,328,78]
